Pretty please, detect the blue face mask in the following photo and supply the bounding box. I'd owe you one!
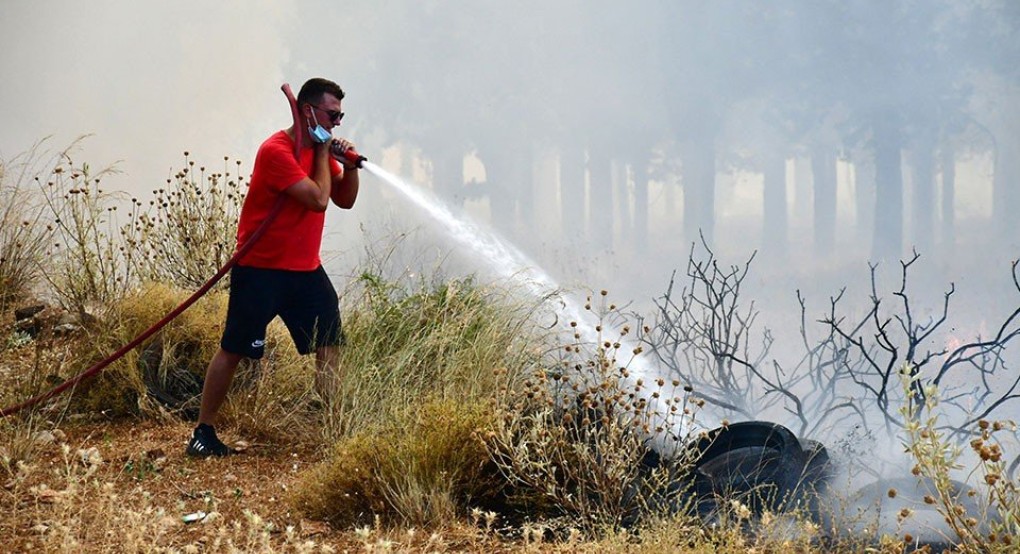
[307,108,332,144]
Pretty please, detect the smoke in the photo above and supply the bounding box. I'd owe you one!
[0,1,292,190]
[3,2,1018,540]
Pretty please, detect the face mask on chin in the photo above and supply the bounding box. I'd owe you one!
[307,108,332,144]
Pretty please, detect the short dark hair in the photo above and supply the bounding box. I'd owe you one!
[297,78,345,106]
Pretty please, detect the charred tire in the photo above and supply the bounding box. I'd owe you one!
[139,341,264,420]
[687,421,830,519]
[138,341,204,419]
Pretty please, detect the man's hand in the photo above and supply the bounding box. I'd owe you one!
[283,137,333,212]
[330,138,360,170]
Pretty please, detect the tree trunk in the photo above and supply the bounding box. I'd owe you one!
[993,135,1020,246]
[559,143,586,244]
[793,156,812,227]
[681,139,716,246]
[992,98,1020,239]
[633,157,650,255]
[854,154,876,248]
[762,153,788,258]
[588,140,614,251]
[518,144,535,230]
[812,147,837,256]
[613,161,631,247]
[909,135,936,255]
[940,143,956,255]
[430,147,464,208]
[871,120,903,262]
[478,145,525,236]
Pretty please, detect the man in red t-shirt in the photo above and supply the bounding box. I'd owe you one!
[187,78,360,457]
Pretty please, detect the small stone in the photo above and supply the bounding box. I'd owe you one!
[145,448,168,470]
[182,511,207,524]
[53,323,79,337]
[78,447,103,466]
[32,431,56,445]
[300,518,330,537]
[14,304,45,321]
[33,486,61,504]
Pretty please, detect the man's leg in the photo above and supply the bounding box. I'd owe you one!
[315,344,340,401]
[197,348,245,425]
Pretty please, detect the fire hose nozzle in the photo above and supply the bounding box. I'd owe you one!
[331,140,368,168]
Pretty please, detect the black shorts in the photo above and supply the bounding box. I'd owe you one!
[220,265,344,359]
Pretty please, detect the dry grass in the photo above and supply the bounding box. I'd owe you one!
[2,312,1018,553]
[2,144,1018,552]
[58,281,229,417]
[0,419,345,553]
[321,273,537,442]
[0,146,50,312]
[293,398,497,528]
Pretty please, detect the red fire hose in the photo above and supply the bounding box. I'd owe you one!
[0,84,308,417]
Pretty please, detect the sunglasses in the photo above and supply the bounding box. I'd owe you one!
[312,104,344,124]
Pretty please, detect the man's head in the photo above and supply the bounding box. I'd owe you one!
[298,78,345,131]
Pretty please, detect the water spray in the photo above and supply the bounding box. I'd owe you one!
[358,160,694,444]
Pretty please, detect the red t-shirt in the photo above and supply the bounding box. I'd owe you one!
[235,130,342,270]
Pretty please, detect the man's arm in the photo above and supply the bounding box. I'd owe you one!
[283,143,332,212]
[331,165,359,209]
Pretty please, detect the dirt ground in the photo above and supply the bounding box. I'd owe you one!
[1,417,520,553]
[4,418,312,545]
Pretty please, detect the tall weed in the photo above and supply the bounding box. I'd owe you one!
[124,152,246,289]
[901,369,1019,551]
[0,141,58,310]
[221,329,318,442]
[487,292,698,532]
[36,138,129,319]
